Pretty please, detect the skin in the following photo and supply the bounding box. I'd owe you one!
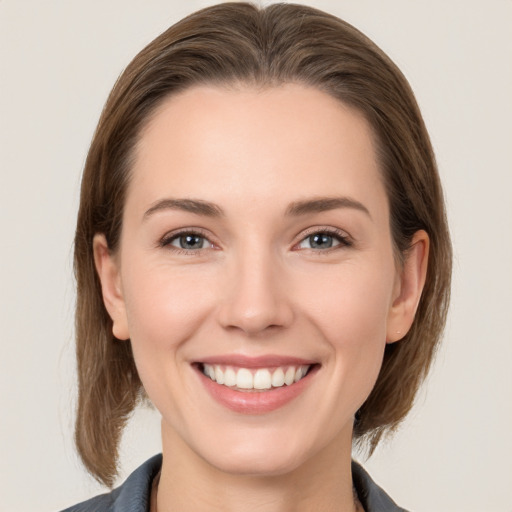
[94,84,428,512]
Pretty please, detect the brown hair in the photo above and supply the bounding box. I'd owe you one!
[74,2,452,487]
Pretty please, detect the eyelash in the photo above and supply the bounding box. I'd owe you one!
[158,227,353,255]
[159,228,214,255]
[295,227,353,252]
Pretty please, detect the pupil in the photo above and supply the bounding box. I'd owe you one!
[180,234,203,249]
[310,233,332,248]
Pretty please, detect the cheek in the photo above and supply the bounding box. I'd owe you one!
[120,263,219,427]
[120,262,217,407]
[304,260,394,344]
[123,263,213,348]
[300,261,395,402]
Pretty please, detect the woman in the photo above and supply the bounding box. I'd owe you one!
[63,2,451,511]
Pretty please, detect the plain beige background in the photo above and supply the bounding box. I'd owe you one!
[1,1,511,511]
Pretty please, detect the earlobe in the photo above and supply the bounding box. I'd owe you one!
[93,234,130,340]
[386,230,429,344]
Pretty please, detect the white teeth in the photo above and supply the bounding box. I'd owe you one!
[215,366,225,385]
[254,369,272,390]
[236,368,253,389]
[271,368,285,387]
[294,366,308,382]
[224,367,237,387]
[202,363,311,390]
[284,367,295,385]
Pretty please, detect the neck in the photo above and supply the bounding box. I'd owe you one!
[154,421,359,512]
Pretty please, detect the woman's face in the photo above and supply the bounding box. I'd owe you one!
[96,84,424,476]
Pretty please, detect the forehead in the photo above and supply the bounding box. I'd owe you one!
[129,83,386,218]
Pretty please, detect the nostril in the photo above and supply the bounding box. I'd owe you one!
[218,299,294,336]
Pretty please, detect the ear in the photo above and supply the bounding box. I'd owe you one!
[93,233,130,340]
[386,230,429,343]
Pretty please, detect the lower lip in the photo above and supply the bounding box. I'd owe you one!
[195,365,318,414]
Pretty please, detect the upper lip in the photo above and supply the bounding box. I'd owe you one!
[195,354,318,368]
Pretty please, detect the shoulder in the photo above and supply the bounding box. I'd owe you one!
[59,454,162,512]
[352,460,410,512]
[59,488,120,512]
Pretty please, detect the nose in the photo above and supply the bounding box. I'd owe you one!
[217,247,294,337]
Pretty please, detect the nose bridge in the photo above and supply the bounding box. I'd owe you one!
[218,238,293,335]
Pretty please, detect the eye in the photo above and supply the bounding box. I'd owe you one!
[172,233,208,250]
[160,231,214,252]
[296,229,352,251]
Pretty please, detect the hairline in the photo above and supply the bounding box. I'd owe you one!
[114,79,402,257]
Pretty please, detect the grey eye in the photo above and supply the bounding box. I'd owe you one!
[298,232,341,250]
[171,233,207,250]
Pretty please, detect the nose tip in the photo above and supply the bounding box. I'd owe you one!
[217,260,293,336]
[223,305,286,336]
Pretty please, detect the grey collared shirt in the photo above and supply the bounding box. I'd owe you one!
[60,454,409,512]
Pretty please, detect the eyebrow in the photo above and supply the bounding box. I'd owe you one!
[143,195,371,221]
[285,196,371,218]
[143,198,224,220]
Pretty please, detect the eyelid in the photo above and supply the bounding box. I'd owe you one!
[292,226,353,250]
[158,227,218,252]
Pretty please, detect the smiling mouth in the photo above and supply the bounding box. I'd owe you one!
[194,357,320,413]
[199,363,314,392]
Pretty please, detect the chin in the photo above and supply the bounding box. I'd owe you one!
[205,444,307,478]
[188,421,324,478]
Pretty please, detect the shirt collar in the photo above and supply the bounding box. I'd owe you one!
[107,455,407,512]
